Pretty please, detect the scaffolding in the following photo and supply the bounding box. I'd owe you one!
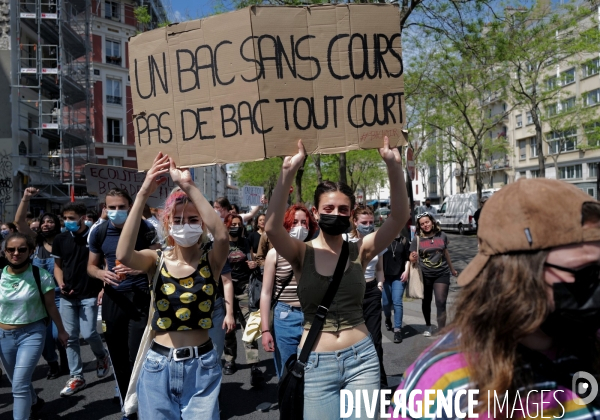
[13,0,94,201]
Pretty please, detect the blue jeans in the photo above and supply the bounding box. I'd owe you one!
[273,302,303,378]
[59,297,107,377]
[300,334,380,420]
[208,297,225,359]
[0,321,46,420]
[137,345,222,420]
[382,278,405,330]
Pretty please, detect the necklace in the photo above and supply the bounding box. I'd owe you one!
[391,239,398,258]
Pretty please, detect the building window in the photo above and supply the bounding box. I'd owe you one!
[519,171,526,178]
[530,137,537,157]
[548,128,577,154]
[516,114,522,128]
[106,78,122,105]
[531,169,540,178]
[107,156,123,166]
[560,68,575,86]
[558,164,582,180]
[585,121,600,147]
[105,1,120,20]
[561,97,576,113]
[588,163,597,178]
[583,58,600,78]
[546,76,558,90]
[105,39,121,66]
[585,89,600,107]
[526,111,533,125]
[546,103,558,118]
[519,140,526,160]
[588,188,596,198]
[107,118,122,143]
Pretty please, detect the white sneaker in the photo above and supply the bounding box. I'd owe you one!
[423,326,432,337]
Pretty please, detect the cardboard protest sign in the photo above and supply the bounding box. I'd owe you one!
[241,186,264,207]
[129,4,406,171]
[84,164,175,207]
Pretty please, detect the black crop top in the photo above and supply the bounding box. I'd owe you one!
[151,251,217,332]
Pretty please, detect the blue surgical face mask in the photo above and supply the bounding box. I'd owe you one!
[0,229,9,238]
[107,210,128,225]
[356,224,374,236]
[84,220,93,228]
[64,220,80,232]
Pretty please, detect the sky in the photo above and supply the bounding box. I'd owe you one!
[169,0,225,21]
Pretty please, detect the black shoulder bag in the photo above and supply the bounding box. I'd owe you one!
[278,241,349,420]
[32,265,50,326]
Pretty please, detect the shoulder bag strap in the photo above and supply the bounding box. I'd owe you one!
[32,265,48,318]
[151,250,165,295]
[271,255,295,310]
[296,240,349,367]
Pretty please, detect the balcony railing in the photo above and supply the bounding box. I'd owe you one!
[106,56,122,66]
[106,95,122,105]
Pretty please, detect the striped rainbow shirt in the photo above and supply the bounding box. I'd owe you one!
[388,332,600,419]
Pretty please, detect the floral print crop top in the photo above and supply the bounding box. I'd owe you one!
[151,251,217,332]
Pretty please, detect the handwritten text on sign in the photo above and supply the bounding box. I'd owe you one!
[241,186,264,207]
[84,164,175,208]
[128,4,406,170]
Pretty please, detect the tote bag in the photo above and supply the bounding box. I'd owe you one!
[406,237,424,299]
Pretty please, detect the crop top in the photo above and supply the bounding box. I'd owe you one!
[151,251,217,332]
[297,241,365,332]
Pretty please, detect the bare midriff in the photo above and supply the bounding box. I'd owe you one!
[154,329,210,349]
[0,322,25,330]
[299,323,369,352]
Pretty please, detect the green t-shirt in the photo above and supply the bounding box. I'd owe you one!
[0,265,54,325]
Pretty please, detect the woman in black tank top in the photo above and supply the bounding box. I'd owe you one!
[116,152,229,420]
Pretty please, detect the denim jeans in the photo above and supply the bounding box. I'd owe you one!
[208,297,225,359]
[272,302,303,378]
[382,278,405,330]
[0,320,46,420]
[300,335,380,420]
[60,296,107,377]
[33,255,60,364]
[137,345,222,420]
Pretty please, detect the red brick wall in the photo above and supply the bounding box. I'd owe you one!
[95,147,103,156]
[125,42,129,69]
[123,160,137,169]
[98,158,107,165]
[127,149,137,158]
[93,81,103,143]
[92,34,103,63]
[124,4,136,27]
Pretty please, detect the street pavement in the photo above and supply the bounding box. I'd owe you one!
[0,233,478,420]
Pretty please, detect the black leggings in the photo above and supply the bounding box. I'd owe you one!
[422,275,450,328]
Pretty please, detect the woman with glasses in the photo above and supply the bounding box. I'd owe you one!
[408,212,457,337]
[15,187,67,379]
[391,180,600,418]
[116,152,229,419]
[0,232,68,420]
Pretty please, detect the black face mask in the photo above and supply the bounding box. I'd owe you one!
[317,214,351,236]
[229,227,241,238]
[541,264,600,340]
[6,259,31,270]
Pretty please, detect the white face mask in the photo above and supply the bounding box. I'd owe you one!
[289,226,309,242]
[215,209,224,222]
[169,224,203,248]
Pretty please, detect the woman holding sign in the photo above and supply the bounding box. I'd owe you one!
[116,152,228,419]
[265,137,409,418]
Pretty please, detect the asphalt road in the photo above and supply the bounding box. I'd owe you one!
[0,233,478,420]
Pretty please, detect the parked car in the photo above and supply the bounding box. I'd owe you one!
[374,207,391,226]
[436,189,497,234]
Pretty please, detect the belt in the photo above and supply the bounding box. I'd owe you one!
[150,339,213,362]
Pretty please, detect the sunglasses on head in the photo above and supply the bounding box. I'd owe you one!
[416,212,431,220]
[5,247,29,255]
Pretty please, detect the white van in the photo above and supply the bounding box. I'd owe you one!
[436,189,497,234]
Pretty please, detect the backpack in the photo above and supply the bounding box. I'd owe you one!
[93,219,155,255]
[32,265,50,326]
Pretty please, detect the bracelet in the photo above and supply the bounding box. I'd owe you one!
[261,329,271,334]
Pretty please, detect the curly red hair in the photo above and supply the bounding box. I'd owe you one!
[283,204,317,239]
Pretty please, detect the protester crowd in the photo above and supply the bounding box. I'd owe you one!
[0,137,599,420]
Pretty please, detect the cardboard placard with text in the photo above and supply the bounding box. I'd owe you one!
[84,164,175,207]
[129,4,406,171]
[241,186,264,207]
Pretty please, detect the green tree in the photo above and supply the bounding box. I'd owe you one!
[491,1,600,177]
[235,157,283,198]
